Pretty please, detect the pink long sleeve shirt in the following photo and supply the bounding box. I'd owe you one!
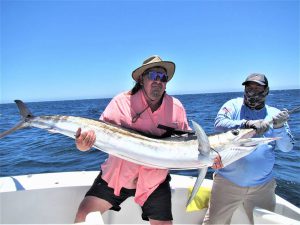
[99,90,190,206]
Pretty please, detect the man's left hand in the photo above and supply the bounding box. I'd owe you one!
[273,109,289,129]
[212,155,223,170]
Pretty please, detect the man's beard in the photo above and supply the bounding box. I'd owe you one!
[149,85,163,100]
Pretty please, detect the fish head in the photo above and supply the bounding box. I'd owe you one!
[223,128,280,147]
[229,128,256,140]
[210,129,278,167]
[210,128,256,148]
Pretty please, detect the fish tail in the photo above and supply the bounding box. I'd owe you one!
[15,100,34,120]
[0,100,33,139]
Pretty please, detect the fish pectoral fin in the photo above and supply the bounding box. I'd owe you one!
[186,167,208,207]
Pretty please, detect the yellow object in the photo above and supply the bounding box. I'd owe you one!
[186,186,212,212]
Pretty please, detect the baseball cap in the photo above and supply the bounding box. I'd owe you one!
[242,73,269,86]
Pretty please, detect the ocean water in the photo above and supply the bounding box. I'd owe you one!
[0,89,299,207]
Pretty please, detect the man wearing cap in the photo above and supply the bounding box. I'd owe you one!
[203,73,294,224]
[74,55,193,224]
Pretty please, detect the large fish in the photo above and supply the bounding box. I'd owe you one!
[0,100,277,206]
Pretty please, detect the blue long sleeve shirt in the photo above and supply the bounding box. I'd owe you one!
[214,97,294,187]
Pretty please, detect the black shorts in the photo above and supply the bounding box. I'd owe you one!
[85,172,173,221]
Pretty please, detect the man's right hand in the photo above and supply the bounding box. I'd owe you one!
[75,128,96,151]
[244,120,269,135]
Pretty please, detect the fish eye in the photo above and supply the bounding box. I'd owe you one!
[231,130,239,136]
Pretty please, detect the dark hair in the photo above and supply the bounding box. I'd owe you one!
[130,82,142,95]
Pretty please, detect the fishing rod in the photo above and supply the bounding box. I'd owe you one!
[287,105,300,114]
[267,105,300,126]
[164,106,300,136]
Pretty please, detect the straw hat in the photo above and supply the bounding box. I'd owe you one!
[132,55,175,82]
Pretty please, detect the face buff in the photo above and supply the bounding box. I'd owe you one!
[244,88,269,110]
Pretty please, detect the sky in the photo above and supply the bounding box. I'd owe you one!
[1,0,299,103]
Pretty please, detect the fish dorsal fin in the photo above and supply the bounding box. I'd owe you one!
[191,120,210,156]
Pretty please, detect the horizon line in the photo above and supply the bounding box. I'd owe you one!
[1,88,299,105]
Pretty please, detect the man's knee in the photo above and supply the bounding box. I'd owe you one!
[149,219,172,225]
[74,200,91,222]
[75,196,113,222]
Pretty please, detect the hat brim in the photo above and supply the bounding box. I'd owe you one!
[132,61,175,82]
[242,80,266,86]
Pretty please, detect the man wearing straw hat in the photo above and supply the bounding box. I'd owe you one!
[74,55,217,225]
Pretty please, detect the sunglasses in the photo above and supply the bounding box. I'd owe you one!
[245,86,266,94]
[146,71,168,82]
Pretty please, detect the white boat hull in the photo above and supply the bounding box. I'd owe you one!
[0,171,299,224]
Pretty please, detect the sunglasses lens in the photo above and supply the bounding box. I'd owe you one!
[148,71,168,82]
[160,74,168,82]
